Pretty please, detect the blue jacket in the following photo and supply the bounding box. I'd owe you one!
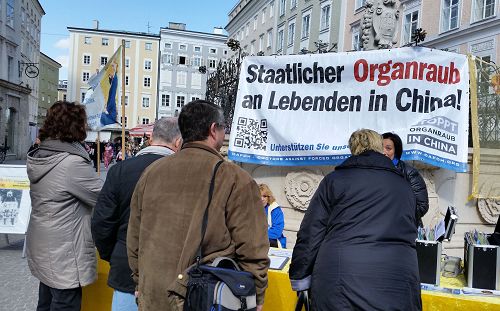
[265,202,286,248]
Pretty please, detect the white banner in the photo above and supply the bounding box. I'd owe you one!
[228,47,470,172]
[0,165,31,234]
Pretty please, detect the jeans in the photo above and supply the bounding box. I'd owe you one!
[112,290,138,311]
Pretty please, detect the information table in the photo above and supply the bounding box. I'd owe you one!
[82,256,500,311]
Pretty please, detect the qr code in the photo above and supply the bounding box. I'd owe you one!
[234,117,268,151]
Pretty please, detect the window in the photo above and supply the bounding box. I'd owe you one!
[209,59,217,68]
[82,72,90,82]
[144,77,151,87]
[179,44,187,50]
[100,56,108,66]
[291,0,297,9]
[161,94,170,107]
[144,60,152,70]
[63,94,67,101]
[165,42,172,49]
[279,0,286,16]
[6,0,14,28]
[83,55,91,65]
[352,28,361,51]
[125,75,129,86]
[442,0,460,31]
[302,14,311,38]
[259,35,264,52]
[288,22,295,45]
[84,37,92,44]
[178,56,187,65]
[125,58,130,68]
[191,96,201,101]
[277,29,284,51]
[262,8,266,23]
[142,118,150,124]
[246,23,250,36]
[162,54,173,64]
[267,30,273,48]
[403,10,419,44]
[321,5,331,30]
[81,92,86,103]
[192,57,202,67]
[124,116,128,127]
[270,1,274,17]
[177,72,187,87]
[145,42,152,50]
[142,97,150,108]
[254,16,258,30]
[194,46,201,52]
[124,95,129,106]
[176,95,185,107]
[251,41,256,54]
[209,48,217,54]
[192,73,202,89]
[355,0,366,10]
[125,40,131,48]
[102,38,109,46]
[473,0,496,21]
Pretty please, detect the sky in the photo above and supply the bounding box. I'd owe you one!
[39,0,235,80]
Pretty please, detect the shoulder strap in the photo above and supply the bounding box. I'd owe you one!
[195,160,224,265]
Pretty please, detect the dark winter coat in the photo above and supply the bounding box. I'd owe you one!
[289,151,421,311]
[91,148,171,293]
[397,160,429,227]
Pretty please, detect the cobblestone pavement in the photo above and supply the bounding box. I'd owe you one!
[0,235,38,311]
[0,159,111,310]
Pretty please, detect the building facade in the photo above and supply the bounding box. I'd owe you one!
[57,79,67,101]
[226,0,342,56]
[0,0,44,159]
[67,24,160,128]
[226,0,277,57]
[38,52,61,126]
[158,23,228,117]
[342,0,500,62]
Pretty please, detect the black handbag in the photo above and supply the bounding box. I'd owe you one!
[184,161,257,311]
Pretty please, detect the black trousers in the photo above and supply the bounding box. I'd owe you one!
[36,282,82,311]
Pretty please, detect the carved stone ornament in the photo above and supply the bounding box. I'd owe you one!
[285,170,324,211]
[478,199,500,224]
[477,179,500,224]
[361,0,401,50]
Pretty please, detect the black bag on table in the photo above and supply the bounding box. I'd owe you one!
[184,161,257,311]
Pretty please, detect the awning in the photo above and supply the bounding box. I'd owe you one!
[129,123,154,137]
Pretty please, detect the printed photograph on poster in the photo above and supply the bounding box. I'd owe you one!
[0,189,22,227]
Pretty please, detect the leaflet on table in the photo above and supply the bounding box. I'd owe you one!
[268,248,293,270]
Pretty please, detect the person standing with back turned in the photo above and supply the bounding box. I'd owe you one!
[127,100,269,311]
[92,117,182,311]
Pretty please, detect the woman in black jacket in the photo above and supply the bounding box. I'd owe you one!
[382,132,429,228]
[289,129,421,311]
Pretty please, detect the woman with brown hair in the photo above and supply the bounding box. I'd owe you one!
[259,183,286,248]
[27,101,103,311]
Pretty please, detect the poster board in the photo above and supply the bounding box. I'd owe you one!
[0,165,31,234]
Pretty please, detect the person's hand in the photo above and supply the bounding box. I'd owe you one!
[256,305,263,311]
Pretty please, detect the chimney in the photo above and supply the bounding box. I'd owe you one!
[168,22,186,30]
[93,20,99,30]
[213,27,224,35]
